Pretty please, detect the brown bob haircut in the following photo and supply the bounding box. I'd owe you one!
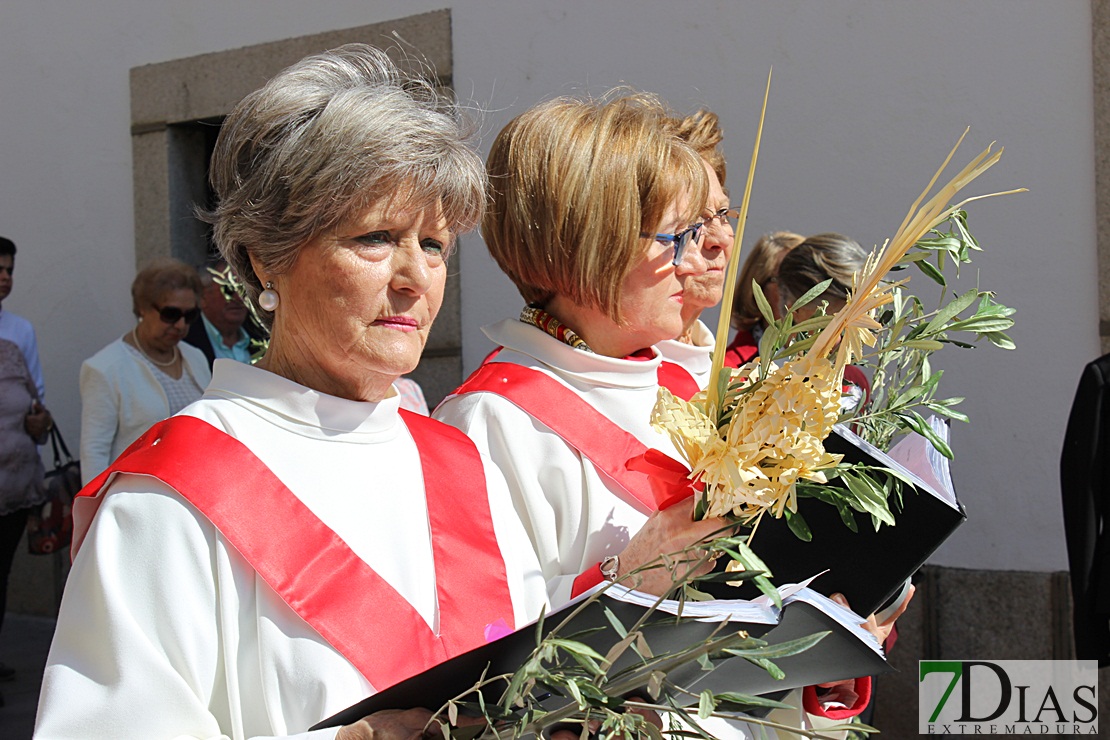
[483,92,707,322]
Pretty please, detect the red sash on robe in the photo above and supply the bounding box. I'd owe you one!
[451,361,695,516]
[724,329,760,369]
[72,412,515,692]
[451,357,874,715]
[451,361,700,596]
[657,361,700,401]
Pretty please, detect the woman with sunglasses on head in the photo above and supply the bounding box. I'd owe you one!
[435,93,733,606]
[78,257,210,483]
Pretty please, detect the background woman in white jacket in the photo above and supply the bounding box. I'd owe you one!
[78,258,211,482]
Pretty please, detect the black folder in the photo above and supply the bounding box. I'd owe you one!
[704,422,965,616]
[311,586,889,730]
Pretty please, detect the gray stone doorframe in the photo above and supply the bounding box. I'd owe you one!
[128,10,464,404]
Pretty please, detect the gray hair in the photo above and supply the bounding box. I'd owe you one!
[202,44,485,321]
[776,232,869,307]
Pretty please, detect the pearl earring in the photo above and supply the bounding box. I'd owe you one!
[258,282,279,312]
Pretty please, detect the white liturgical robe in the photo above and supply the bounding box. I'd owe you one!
[435,320,867,740]
[654,318,715,391]
[435,320,687,605]
[35,360,547,740]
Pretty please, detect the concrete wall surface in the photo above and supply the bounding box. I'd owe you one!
[0,2,1094,592]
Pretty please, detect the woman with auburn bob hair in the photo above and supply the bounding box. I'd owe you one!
[434,93,731,605]
[37,45,545,740]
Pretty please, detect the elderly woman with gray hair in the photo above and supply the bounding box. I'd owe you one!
[37,45,545,740]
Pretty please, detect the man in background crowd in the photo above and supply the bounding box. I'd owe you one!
[185,260,256,368]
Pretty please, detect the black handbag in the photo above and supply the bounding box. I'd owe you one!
[26,425,80,555]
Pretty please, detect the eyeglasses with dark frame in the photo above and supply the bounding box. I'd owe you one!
[155,305,201,326]
[641,222,705,266]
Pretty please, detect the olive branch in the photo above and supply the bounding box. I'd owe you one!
[420,544,876,740]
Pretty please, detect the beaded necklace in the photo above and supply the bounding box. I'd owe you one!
[131,327,179,368]
[519,306,594,352]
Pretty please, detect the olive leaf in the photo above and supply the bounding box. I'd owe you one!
[851,212,1015,454]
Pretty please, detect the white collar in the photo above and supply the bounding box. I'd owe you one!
[655,320,714,368]
[482,319,662,390]
[205,359,403,441]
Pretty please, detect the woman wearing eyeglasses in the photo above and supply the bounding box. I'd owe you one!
[652,110,736,393]
[78,257,210,483]
[434,93,732,605]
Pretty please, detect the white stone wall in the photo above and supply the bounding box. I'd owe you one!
[0,0,1094,573]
